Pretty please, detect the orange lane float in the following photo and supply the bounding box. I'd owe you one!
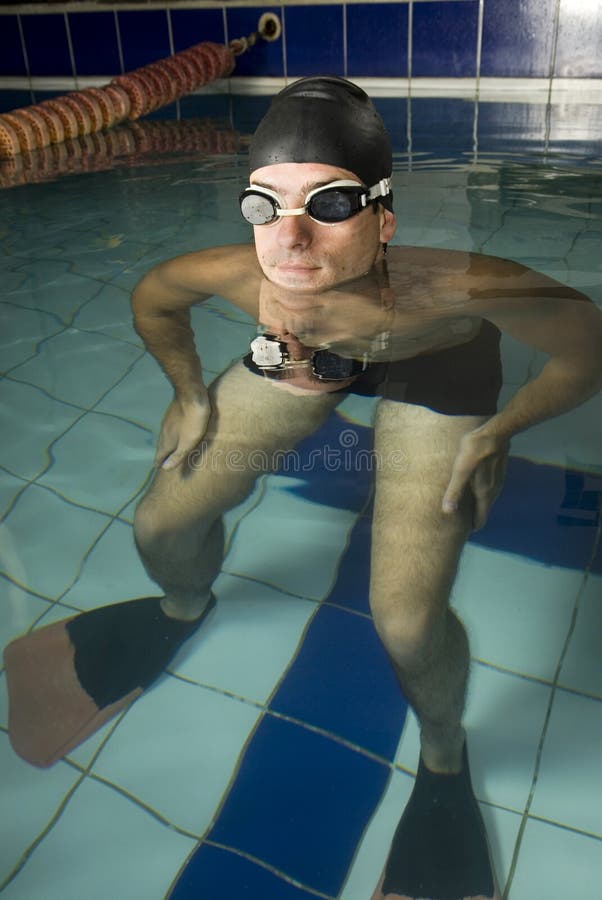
[0,40,236,159]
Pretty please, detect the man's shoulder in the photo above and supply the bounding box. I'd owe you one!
[162,243,262,293]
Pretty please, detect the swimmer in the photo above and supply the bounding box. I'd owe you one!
[5,77,602,900]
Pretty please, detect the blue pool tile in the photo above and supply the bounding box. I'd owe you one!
[347,3,409,78]
[410,97,475,153]
[21,14,73,78]
[413,0,479,78]
[118,9,171,72]
[171,7,225,52]
[227,6,283,77]
[477,101,548,155]
[284,4,344,77]
[555,2,602,78]
[271,604,406,759]
[481,0,556,78]
[280,414,374,513]
[68,12,121,77]
[208,713,390,896]
[0,16,27,77]
[0,90,32,114]
[327,508,372,614]
[374,96,409,156]
[170,844,322,900]
[471,458,601,573]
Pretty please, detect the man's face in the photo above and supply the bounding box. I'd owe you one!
[250,162,396,293]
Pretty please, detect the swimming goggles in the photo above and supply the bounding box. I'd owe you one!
[249,333,368,381]
[239,178,392,226]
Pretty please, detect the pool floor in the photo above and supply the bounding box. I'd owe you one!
[1,98,601,899]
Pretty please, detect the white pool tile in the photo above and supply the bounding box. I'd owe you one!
[10,329,143,408]
[174,572,317,704]
[337,393,379,429]
[0,580,53,661]
[499,333,540,386]
[95,354,173,433]
[0,380,82,480]
[223,474,358,600]
[6,264,104,323]
[0,305,63,373]
[530,689,602,836]
[452,544,581,680]
[72,282,143,346]
[0,485,109,598]
[395,664,552,813]
[0,470,26,520]
[509,818,602,900]
[1,776,196,900]
[37,413,154,515]
[0,733,82,887]
[511,391,602,469]
[59,519,159,611]
[190,305,254,374]
[91,676,261,835]
[558,575,602,698]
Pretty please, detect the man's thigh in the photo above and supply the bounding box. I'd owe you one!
[141,361,345,528]
[370,400,488,623]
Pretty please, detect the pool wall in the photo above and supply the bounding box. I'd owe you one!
[1,1,601,95]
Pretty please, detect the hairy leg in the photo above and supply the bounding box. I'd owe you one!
[134,362,344,620]
[370,400,499,900]
[371,400,485,771]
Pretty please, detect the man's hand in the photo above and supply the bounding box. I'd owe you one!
[442,428,509,530]
[155,392,212,471]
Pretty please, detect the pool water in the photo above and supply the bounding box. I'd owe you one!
[0,94,601,900]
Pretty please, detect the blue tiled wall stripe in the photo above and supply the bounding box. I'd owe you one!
[1,2,601,81]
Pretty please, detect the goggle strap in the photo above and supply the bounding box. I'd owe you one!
[366,178,392,202]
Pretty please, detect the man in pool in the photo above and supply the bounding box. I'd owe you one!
[5,77,602,900]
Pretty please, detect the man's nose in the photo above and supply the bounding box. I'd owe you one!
[276,212,314,247]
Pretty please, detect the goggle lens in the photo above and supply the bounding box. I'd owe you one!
[240,192,278,225]
[308,189,360,223]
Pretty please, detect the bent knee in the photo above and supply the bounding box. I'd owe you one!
[371,601,446,669]
[133,495,197,555]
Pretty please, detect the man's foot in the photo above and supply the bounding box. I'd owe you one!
[4,595,215,768]
[371,746,498,900]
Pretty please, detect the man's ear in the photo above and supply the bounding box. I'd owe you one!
[380,207,396,243]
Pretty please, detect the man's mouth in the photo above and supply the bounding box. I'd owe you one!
[276,262,319,271]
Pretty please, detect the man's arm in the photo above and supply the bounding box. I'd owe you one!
[131,244,260,468]
[440,259,602,526]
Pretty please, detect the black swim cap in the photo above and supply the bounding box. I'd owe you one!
[249,76,392,190]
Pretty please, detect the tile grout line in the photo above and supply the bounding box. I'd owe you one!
[0,698,134,893]
[113,9,125,76]
[281,4,288,85]
[15,12,33,105]
[472,0,484,163]
[64,11,78,90]
[502,514,602,899]
[544,0,562,157]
